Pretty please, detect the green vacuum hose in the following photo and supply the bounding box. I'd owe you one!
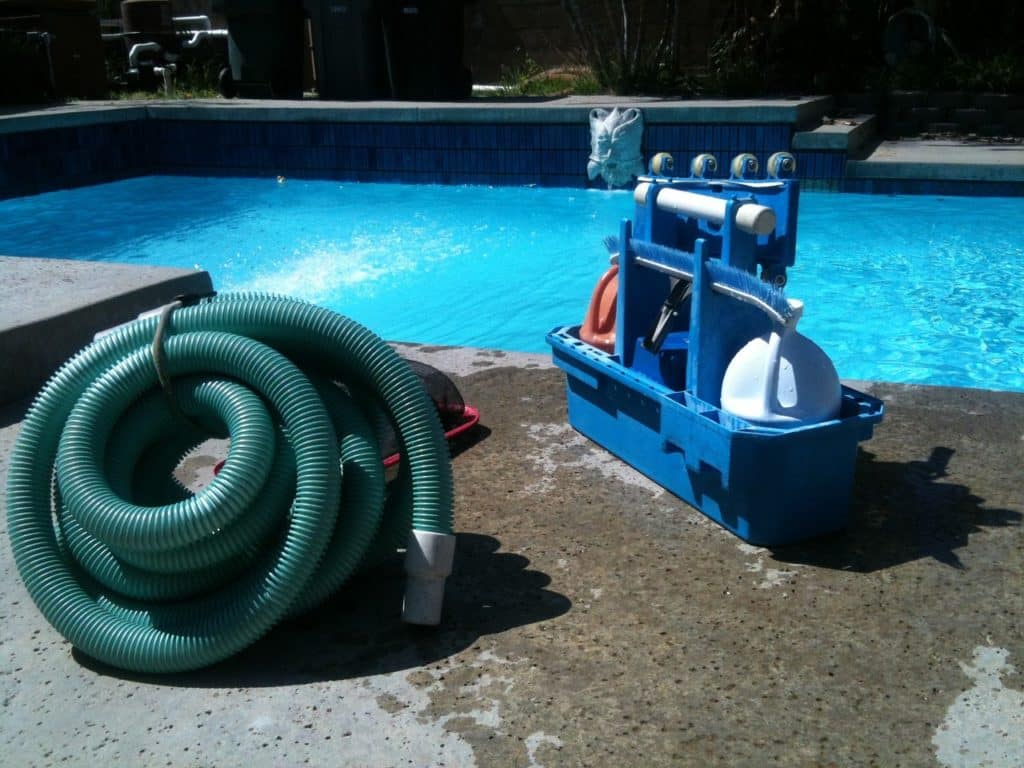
[5,293,455,673]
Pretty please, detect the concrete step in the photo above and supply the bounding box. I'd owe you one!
[791,114,877,154]
[845,138,1024,183]
[0,256,213,404]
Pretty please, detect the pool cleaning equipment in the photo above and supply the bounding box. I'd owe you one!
[547,152,884,545]
[5,293,456,674]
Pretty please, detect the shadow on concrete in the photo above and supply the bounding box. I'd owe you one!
[72,532,571,687]
[0,396,31,429]
[448,422,490,461]
[770,446,1021,572]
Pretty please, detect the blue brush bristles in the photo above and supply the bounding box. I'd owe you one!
[629,238,793,325]
[704,258,793,324]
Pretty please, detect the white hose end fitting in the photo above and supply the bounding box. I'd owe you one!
[402,529,456,626]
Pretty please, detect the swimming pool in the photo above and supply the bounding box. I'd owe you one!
[1,176,1022,392]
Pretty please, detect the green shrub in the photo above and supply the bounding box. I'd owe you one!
[560,0,682,95]
[497,48,602,97]
[707,14,768,96]
[947,54,1024,93]
[706,0,896,96]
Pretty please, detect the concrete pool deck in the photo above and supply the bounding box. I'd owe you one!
[1,265,1022,767]
[0,256,213,404]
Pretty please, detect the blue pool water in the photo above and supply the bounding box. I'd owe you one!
[1,176,1022,392]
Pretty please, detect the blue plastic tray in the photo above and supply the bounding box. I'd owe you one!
[547,326,885,545]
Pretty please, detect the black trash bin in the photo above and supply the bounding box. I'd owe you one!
[0,0,107,100]
[219,0,304,98]
[305,0,389,100]
[383,0,470,100]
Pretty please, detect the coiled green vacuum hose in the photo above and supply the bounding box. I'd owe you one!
[5,293,454,673]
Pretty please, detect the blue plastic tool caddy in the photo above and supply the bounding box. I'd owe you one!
[547,153,884,545]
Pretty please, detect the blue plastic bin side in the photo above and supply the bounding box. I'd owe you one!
[548,326,884,545]
[712,420,865,544]
[557,357,704,517]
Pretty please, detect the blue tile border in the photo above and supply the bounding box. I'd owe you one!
[0,121,147,199]
[0,115,1016,198]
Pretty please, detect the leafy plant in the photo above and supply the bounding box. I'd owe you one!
[947,54,1024,94]
[560,0,682,94]
[106,57,221,100]
[879,19,1024,94]
[173,57,222,98]
[498,48,543,94]
[497,48,602,97]
[707,0,900,96]
[707,12,769,96]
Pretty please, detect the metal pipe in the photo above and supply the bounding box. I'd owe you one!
[172,15,211,30]
[128,41,161,70]
[153,64,176,97]
[182,28,229,48]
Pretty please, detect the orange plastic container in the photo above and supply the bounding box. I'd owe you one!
[580,265,618,353]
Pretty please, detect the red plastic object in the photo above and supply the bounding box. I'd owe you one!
[213,404,480,477]
[383,405,479,470]
[580,265,618,353]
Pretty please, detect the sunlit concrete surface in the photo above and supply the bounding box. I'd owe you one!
[3,333,1021,766]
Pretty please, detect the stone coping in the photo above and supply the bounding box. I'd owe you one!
[792,114,876,152]
[848,139,1024,182]
[0,256,212,404]
[0,95,833,134]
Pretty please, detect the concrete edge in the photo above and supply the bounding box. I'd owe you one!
[153,95,834,126]
[0,105,147,135]
[792,114,876,152]
[390,341,554,378]
[391,342,894,397]
[845,159,1024,182]
[0,96,834,132]
[0,270,214,405]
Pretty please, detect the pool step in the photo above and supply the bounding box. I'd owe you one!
[846,138,1024,183]
[0,256,213,405]
[791,113,878,156]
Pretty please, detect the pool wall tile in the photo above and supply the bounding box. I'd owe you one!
[0,122,148,199]
[1,113,1017,198]
[0,117,806,195]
